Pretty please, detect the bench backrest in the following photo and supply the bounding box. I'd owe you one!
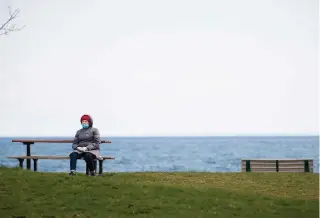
[12,139,111,144]
[241,159,314,172]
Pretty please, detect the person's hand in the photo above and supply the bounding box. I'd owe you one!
[77,147,84,152]
[77,147,88,152]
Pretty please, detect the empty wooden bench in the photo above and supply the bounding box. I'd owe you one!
[241,159,314,172]
[8,155,115,175]
[9,139,114,175]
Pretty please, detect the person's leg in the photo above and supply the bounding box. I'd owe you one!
[69,152,81,175]
[83,152,96,176]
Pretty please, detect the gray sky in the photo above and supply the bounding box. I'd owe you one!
[0,0,318,136]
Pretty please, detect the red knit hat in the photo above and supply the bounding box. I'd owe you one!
[80,115,91,122]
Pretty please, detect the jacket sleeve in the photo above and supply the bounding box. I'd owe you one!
[72,131,80,150]
[86,128,101,150]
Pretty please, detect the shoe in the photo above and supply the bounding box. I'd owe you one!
[89,171,96,176]
[69,170,76,176]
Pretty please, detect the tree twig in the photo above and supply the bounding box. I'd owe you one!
[0,6,25,36]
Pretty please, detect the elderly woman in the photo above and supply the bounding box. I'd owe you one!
[69,114,101,176]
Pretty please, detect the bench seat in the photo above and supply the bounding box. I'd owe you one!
[8,155,115,175]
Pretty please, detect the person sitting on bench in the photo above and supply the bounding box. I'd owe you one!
[69,114,101,176]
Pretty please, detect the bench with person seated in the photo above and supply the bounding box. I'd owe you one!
[8,139,115,176]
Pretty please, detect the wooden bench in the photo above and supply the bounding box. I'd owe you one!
[8,155,115,175]
[241,159,314,172]
[9,139,114,175]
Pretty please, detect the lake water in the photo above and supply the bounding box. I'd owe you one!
[0,136,318,173]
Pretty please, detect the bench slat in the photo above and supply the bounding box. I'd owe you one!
[12,139,111,143]
[279,163,314,167]
[241,160,276,164]
[251,168,277,172]
[8,155,115,160]
[278,168,309,172]
[242,158,313,160]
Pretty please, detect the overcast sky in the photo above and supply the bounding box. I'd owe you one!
[0,0,318,137]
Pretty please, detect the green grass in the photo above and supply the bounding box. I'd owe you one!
[0,167,318,218]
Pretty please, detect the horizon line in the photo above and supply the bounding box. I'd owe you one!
[0,134,319,138]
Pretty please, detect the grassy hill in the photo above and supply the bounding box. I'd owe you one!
[0,167,318,218]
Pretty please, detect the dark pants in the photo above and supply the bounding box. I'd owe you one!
[70,152,96,171]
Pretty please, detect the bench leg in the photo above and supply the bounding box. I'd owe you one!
[25,143,32,170]
[98,160,103,175]
[18,158,24,168]
[33,159,38,172]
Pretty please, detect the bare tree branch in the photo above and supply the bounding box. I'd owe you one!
[0,6,26,36]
